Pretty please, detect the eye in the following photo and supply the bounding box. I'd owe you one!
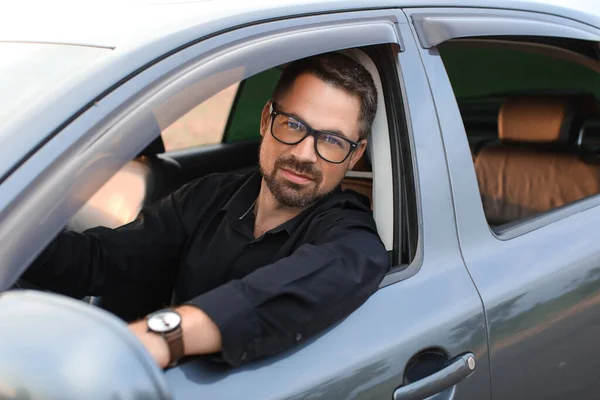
[286,119,303,131]
[322,134,343,147]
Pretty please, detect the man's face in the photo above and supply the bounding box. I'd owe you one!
[258,73,367,208]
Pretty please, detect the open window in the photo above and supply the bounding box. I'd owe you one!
[61,45,405,321]
[38,41,411,321]
[438,36,600,230]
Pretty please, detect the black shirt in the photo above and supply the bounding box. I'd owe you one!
[25,171,389,366]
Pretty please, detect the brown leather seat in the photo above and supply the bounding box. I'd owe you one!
[341,152,373,207]
[474,94,600,225]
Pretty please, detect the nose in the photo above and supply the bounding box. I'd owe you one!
[289,135,318,163]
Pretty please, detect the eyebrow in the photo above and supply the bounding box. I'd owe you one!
[283,110,350,140]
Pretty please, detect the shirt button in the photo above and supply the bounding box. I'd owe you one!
[240,352,248,361]
[295,333,302,342]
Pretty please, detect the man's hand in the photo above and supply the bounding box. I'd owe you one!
[128,305,222,369]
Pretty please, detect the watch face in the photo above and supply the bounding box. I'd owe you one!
[147,310,181,333]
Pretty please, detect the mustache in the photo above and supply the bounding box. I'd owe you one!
[275,156,322,181]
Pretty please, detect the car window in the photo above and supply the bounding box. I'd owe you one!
[59,46,402,322]
[160,82,239,152]
[439,38,600,228]
[72,68,278,229]
[160,67,281,151]
[223,68,281,142]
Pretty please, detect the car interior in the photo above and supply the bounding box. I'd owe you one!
[439,37,600,228]
[62,48,395,321]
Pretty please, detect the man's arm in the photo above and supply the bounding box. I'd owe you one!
[130,207,389,367]
[21,179,205,298]
[129,305,221,368]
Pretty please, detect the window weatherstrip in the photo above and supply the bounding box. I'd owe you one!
[408,9,600,49]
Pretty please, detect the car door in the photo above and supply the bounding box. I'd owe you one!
[406,5,600,399]
[163,15,491,399]
[0,6,489,400]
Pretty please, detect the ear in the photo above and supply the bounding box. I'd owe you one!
[259,101,272,138]
[348,139,367,170]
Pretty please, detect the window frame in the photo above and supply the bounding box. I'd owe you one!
[361,45,416,269]
[409,7,600,49]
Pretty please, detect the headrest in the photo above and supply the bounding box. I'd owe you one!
[498,94,597,143]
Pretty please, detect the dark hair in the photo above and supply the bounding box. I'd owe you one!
[272,52,378,140]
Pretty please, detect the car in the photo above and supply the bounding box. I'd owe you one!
[1,0,600,398]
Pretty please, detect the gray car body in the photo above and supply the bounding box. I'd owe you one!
[1,1,600,399]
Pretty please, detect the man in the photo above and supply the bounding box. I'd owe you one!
[23,52,389,368]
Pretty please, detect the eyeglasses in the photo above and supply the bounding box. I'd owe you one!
[269,102,360,164]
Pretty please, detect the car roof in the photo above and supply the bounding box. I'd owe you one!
[1,0,599,49]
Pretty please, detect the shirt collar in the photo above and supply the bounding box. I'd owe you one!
[221,171,262,220]
[221,171,344,236]
[270,185,343,235]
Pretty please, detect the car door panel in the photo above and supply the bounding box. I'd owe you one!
[457,202,600,400]
[408,6,600,399]
[166,269,488,399]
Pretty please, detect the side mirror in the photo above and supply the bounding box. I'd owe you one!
[0,290,171,400]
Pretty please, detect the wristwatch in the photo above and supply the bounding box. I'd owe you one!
[146,309,184,366]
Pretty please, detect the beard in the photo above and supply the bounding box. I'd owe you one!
[260,154,325,208]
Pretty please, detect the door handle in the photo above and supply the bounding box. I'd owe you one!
[393,353,476,400]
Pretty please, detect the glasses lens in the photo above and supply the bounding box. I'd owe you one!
[272,114,307,144]
[316,133,352,163]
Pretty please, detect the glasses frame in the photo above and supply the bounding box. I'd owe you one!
[269,102,361,164]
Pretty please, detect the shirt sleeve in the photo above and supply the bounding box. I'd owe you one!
[187,207,389,367]
[22,178,205,298]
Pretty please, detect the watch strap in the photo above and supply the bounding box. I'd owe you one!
[164,326,184,366]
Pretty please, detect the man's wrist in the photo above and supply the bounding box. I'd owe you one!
[128,305,222,369]
[129,320,171,368]
[145,309,184,367]
[147,330,172,367]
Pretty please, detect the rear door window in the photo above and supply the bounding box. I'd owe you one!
[439,38,600,227]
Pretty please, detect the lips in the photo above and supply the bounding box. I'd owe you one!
[280,168,314,185]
